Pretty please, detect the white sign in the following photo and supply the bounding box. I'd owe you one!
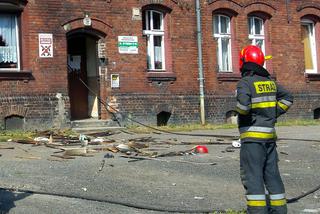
[98,42,106,58]
[111,74,120,88]
[39,33,53,58]
[118,36,138,54]
[83,16,92,26]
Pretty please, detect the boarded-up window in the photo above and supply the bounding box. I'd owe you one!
[5,115,24,130]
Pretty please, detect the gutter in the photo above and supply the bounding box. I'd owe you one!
[195,0,206,125]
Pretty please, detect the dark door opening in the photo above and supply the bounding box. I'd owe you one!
[67,34,100,120]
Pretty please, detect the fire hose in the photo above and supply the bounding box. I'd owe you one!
[0,183,319,213]
[79,78,320,142]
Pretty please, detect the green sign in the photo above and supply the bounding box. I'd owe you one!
[118,36,138,54]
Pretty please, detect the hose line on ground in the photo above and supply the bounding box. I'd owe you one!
[286,184,320,203]
[79,78,320,143]
[78,78,320,205]
[0,187,224,213]
[1,183,319,214]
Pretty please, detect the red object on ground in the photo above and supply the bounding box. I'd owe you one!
[194,145,209,154]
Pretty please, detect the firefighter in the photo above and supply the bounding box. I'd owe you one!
[236,45,293,214]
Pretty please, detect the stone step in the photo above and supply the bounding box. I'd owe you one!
[70,119,124,134]
[72,126,125,134]
[70,119,120,128]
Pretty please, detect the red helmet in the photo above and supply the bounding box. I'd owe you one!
[239,45,265,69]
[194,145,209,154]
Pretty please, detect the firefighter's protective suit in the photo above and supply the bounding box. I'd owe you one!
[236,61,293,214]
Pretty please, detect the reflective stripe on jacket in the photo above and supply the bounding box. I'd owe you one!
[236,72,293,143]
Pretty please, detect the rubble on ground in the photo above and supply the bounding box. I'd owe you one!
[0,129,234,164]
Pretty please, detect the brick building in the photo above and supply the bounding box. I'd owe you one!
[0,0,320,130]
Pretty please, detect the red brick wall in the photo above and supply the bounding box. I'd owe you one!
[1,0,320,128]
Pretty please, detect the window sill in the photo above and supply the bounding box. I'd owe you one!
[146,71,176,82]
[217,72,242,82]
[217,72,277,82]
[0,70,34,81]
[305,73,320,82]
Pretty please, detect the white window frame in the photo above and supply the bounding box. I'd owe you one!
[0,14,20,71]
[213,14,232,72]
[248,16,265,55]
[301,19,317,73]
[143,10,165,71]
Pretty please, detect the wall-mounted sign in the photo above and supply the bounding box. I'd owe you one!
[98,41,106,59]
[39,33,53,58]
[132,7,142,20]
[118,36,138,54]
[111,74,120,88]
[83,15,92,26]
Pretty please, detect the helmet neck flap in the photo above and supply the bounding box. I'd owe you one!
[240,62,270,77]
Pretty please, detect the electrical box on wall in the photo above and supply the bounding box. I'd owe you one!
[111,74,120,88]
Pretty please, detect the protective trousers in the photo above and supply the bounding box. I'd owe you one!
[240,142,287,214]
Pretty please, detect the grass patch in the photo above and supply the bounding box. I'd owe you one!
[0,128,77,142]
[276,119,320,126]
[128,119,320,133]
[127,123,237,133]
[0,130,36,142]
[0,119,319,140]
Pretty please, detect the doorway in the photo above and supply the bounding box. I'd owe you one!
[67,33,100,120]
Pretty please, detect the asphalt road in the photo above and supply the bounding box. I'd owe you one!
[0,125,319,214]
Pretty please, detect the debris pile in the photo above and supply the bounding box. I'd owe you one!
[0,129,234,165]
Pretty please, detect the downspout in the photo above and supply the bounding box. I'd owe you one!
[196,0,206,125]
[285,0,291,23]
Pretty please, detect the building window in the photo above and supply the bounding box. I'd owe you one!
[248,16,265,54]
[0,14,19,70]
[213,14,232,72]
[301,19,317,73]
[143,10,165,71]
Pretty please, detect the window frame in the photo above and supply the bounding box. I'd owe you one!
[248,16,265,55]
[143,10,166,71]
[213,14,232,72]
[0,1,33,80]
[301,19,318,74]
[0,13,20,71]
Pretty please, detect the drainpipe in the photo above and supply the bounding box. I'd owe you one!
[285,0,291,23]
[196,0,206,125]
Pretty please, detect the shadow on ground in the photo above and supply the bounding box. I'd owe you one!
[0,188,30,213]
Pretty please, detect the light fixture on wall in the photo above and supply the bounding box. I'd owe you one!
[83,12,92,26]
